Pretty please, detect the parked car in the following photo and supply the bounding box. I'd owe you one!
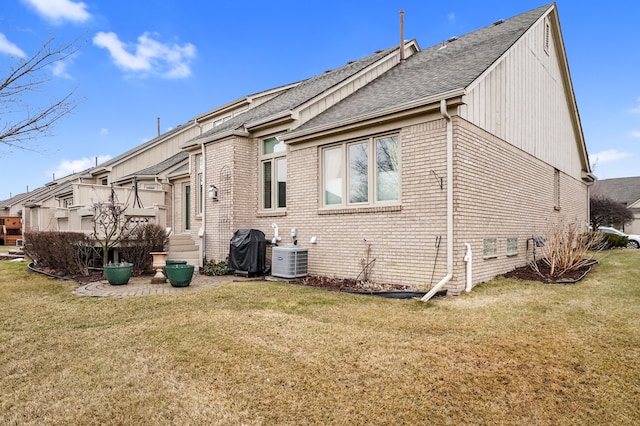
[597,226,640,249]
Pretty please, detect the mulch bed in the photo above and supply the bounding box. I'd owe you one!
[300,275,416,293]
[501,259,597,284]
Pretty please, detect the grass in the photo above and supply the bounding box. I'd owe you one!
[1,250,639,425]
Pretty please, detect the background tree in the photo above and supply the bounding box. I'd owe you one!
[590,195,634,230]
[0,37,80,150]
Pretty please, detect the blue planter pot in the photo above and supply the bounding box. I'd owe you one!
[165,264,195,287]
[104,263,133,285]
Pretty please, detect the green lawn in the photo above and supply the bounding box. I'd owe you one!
[1,250,639,425]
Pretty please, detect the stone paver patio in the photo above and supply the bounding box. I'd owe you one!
[73,274,257,297]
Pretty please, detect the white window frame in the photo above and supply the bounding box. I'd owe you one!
[62,197,73,208]
[554,168,560,211]
[197,155,204,216]
[321,133,400,209]
[483,238,498,259]
[506,237,518,256]
[260,136,287,211]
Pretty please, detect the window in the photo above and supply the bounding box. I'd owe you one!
[554,168,560,210]
[62,197,73,208]
[197,155,204,215]
[507,237,518,256]
[261,137,286,210]
[322,134,400,207]
[483,238,497,258]
[101,177,108,186]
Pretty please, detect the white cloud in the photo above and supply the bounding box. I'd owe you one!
[21,0,91,24]
[590,149,631,168]
[47,155,112,179]
[0,33,26,57]
[99,128,108,135]
[629,130,640,138]
[631,98,640,114]
[51,60,72,79]
[93,31,196,79]
[448,13,456,23]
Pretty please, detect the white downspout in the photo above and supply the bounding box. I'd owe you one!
[422,99,454,302]
[464,242,472,292]
[200,142,206,266]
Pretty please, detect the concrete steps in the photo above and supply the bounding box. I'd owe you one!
[167,233,200,268]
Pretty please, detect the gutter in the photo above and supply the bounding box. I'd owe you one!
[421,99,454,302]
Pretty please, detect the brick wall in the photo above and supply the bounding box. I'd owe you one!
[451,117,589,293]
[196,114,589,293]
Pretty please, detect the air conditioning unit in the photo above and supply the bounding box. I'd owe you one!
[271,245,308,279]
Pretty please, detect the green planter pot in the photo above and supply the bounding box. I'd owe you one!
[165,264,195,287]
[163,260,187,277]
[104,262,133,285]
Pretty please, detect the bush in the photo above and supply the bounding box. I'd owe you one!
[23,231,96,276]
[120,224,170,276]
[201,258,231,276]
[599,232,628,249]
[531,221,603,279]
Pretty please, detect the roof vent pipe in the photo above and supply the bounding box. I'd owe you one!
[157,117,161,137]
[399,9,405,63]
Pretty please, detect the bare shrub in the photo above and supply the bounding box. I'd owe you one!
[23,231,96,276]
[120,224,169,276]
[531,221,604,279]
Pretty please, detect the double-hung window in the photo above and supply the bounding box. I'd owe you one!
[197,155,204,215]
[322,134,400,207]
[261,137,286,210]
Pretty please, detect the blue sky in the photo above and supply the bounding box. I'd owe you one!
[1,0,638,199]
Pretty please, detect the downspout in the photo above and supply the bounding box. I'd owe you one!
[464,242,472,292]
[421,99,454,302]
[200,140,206,266]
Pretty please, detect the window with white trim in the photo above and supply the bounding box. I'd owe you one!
[554,168,560,210]
[507,237,518,256]
[261,137,286,210]
[197,155,204,215]
[483,238,498,258]
[322,134,400,207]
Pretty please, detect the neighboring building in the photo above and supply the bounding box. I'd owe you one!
[0,216,22,246]
[182,2,593,294]
[591,176,640,234]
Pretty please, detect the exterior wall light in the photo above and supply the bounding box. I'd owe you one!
[208,185,218,201]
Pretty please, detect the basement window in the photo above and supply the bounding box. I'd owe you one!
[483,238,498,258]
[507,237,518,256]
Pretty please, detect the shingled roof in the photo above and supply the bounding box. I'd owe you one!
[294,3,552,133]
[115,151,189,183]
[592,176,640,206]
[182,44,400,148]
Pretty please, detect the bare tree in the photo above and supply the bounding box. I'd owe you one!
[0,37,80,150]
[590,195,634,230]
[92,192,134,268]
